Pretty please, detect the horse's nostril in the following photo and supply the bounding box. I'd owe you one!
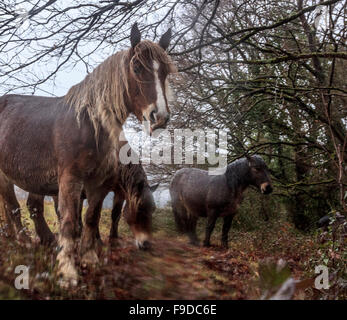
[150,110,156,123]
[140,240,151,251]
[265,185,273,194]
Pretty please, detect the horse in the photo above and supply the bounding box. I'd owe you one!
[27,161,159,249]
[169,155,273,248]
[0,23,175,286]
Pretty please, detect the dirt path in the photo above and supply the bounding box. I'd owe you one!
[0,205,320,300]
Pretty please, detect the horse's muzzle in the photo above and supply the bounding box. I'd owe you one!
[261,182,273,194]
[151,112,170,131]
[137,240,151,251]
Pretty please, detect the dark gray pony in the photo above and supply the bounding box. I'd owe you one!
[170,155,273,248]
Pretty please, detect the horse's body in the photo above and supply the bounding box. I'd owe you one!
[170,155,273,247]
[0,95,75,195]
[0,24,174,285]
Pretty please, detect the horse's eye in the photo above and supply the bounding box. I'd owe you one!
[133,65,141,75]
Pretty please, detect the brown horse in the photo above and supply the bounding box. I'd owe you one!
[0,23,175,285]
[27,161,159,249]
[170,155,273,248]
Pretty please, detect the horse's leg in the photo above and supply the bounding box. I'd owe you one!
[56,173,82,287]
[109,192,124,246]
[27,193,55,245]
[0,172,29,242]
[77,193,84,238]
[80,186,107,267]
[221,215,233,248]
[52,195,59,220]
[186,213,199,246]
[203,213,218,247]
[54,194,83,238]
[0,194,15,238]
[78,191,103,247]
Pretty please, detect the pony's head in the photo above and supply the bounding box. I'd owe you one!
[127,23,176,134]
[247,155,273,194]
[124,181,158,250]
[119,162,159,250]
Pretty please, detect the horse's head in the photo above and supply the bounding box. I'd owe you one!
[247,155,273,194]
[123,180,159,250]
[127,23,176,134]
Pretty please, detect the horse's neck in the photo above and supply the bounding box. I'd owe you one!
[234,182,248,198]
[225,162,251,193]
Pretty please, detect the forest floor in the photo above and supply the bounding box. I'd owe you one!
[0,202,343,300]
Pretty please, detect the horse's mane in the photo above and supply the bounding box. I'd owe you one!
[225,155,266,193]
[118,162,148,216]
[65,40,176,144]
[225,158,250,193]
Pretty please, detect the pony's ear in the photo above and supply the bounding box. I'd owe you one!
[149,183,159,193]
[130,23,141,48]
[159,28,172,50]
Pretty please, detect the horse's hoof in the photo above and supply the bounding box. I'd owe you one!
[58,277,78,289]
[57,258,78,288]
[190,240,200,247]
[203,242,211,247]
[81,250,99,268]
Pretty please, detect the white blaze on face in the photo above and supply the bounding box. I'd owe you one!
[153,60,169,116]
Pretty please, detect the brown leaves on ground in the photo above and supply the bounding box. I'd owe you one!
[0,206,338,300]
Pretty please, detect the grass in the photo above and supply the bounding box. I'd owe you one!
[0,201,345,300]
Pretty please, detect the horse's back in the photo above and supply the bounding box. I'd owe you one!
[0,94,64,117]
[0,95,8,114]
[0,94,66,195]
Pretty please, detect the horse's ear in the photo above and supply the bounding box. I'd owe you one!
[149,183,159,193]
[159,28,172,50]
[130,23,141,48]
[245,154,252,166]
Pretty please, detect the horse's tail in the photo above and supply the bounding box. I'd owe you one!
[170,170,196,234]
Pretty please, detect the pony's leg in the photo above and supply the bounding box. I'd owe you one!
[221,215,233,248]
[109,192,124,246]
[203,213,218,247]
[80,186,107,267]
[27,193,55,245]
[0,172,29,242]
[56,173,82,287]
